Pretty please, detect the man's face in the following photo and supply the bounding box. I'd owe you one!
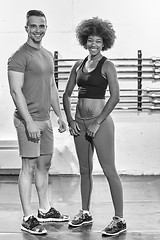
[25,16,47,44]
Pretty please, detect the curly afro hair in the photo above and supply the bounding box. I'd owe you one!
[75,17,116,51]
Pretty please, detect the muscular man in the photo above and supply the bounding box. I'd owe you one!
[8,10,69,235]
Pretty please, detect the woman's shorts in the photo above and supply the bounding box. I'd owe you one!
[14,116,53,158]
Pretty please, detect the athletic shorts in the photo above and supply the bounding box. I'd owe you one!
[14,115,53,158]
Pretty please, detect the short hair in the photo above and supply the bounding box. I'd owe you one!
[76,17,116,51]
[26,10,46,26]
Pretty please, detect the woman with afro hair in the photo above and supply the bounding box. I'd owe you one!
[63,17,127,236]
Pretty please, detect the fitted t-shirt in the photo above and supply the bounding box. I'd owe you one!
[8,43,54,121]
[76,56,108,99]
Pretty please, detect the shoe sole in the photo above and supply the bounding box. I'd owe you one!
[68,220,93,228]
[37,216,70,223]
[21,226,47,235]
[102,228,127,236]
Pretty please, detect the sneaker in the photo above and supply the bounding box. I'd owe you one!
[68,210,93,227]
[37,207,69,223]
[21,216,47,235]
[102,216,127,236]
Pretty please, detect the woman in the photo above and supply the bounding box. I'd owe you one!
[63,17,127,236]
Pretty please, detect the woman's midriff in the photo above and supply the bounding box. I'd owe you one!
[75,98,106,119]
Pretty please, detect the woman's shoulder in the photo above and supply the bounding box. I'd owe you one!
[75,59,83,67]
[72,58,86,72]
[74,56,88,67]
[101,58,117,77]
[103,58,116,70]
[71,59,82,72]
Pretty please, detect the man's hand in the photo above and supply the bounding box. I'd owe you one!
[57,118,66,133]
[26,121,40,142]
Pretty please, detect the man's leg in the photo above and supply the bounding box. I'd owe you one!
[19,157,47,235]
[35,120,69,222]
[18,157,37,217]
[14,117,47,234]
[35,154,69,222]
[35,154,52,210]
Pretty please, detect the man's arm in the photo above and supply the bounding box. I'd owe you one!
[8,71,40,140]
[51,76,66,133]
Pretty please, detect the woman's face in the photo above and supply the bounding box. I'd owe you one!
[86,35,103,56]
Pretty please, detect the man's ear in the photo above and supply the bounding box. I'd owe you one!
[25,26,28,33]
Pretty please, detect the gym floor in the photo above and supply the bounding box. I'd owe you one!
[0,174,159,240]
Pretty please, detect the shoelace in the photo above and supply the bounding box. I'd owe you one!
[27,216,40,228]
[48,207,61,217]
[107,219,119,229]
[51,207,60,214]
[74,210,84,220]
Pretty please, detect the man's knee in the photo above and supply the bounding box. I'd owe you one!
[43,161,51,171]
[37,154,52,172]
[21,157,37,175]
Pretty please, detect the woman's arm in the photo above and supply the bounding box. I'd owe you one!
[87,60,119,138]
[51,75,66,133]
[63,61,81,124]
[63,61,81,135]
[94,60,119,125]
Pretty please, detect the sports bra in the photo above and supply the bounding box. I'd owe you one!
[76,56,108,99]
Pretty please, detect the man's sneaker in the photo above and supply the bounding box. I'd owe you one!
[102,216,127,236]
[68,210,93,227]
[21,216,47,235]
[37,207,69,223]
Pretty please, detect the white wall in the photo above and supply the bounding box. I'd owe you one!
[1,111,160,175]
[50,111,160,175]
[0,0,160,174]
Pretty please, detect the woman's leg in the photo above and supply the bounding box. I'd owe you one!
[93,116,123,218]
[74,119,94,211]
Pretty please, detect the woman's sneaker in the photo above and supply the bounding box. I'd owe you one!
[21,216,47,235]
[102,216,127,236]
[37,207,69,223]
[68,210,93,227]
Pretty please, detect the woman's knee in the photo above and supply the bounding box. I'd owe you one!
[80,165,93,176]
[102,166,119,180]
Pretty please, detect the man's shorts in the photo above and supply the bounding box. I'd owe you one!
[14,116,53,158]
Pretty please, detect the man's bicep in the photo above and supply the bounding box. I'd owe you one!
[8,71,24,91]
[51,75,57,87]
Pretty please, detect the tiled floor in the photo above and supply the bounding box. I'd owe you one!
[0,174,160,239]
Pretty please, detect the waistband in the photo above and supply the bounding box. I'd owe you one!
[75,115,98,123]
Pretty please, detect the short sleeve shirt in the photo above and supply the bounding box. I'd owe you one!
[8,43,54,121]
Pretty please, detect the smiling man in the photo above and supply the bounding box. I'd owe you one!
[7,10,69,235]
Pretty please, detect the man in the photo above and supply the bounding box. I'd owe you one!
[8,10,69,235]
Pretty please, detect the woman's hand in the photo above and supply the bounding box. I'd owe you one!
[86,122,101,138]
[69,120,80,136]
